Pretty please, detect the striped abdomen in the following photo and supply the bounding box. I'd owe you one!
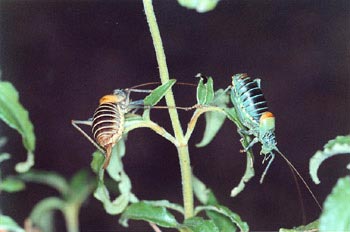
[232,74,269,123]
[92,102,124,149]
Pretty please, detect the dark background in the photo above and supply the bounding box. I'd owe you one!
[0,0,349,231]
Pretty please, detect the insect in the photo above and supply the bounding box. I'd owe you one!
[229,73,322,209]
[229,73,276,181]
[72,82,196,169]
[72,87,150,169]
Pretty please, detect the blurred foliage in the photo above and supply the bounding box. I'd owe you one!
[309,135,350,184]
[177,0,220,13]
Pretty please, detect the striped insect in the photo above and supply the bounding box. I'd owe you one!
[229,73,321,209]
[72,88,149,169]
[72,82,196,169]
[230,73,276,181]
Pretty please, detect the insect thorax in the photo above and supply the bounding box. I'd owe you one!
[259,130,277,155]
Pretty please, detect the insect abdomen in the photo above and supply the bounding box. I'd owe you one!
[234,74,269,123]
[92,102,124,148]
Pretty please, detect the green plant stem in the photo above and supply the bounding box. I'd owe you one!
[177,145,194,218]
[143,0,194,219]
[63,204,80,232]
[142,0,183,140]
[185,106,224,141]
[125,120,179,146]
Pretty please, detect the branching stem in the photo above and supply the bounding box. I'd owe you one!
[143,0,194,219]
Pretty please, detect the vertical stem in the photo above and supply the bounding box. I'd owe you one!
[143,0,194,219]
[177,145,194,218]
[64,204,80,232]
[142,0,184,140]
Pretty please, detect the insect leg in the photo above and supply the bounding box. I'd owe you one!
[243,137,259,151]
[223,85,233,94]
[259,152,275,183]
[129,98,198,112]
[71,120,105,155]
[238,128,255,136]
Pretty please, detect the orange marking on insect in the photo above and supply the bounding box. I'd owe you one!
[99,95,118,104]
[260,111,274,121]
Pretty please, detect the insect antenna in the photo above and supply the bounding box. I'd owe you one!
[286,160,306,224]
[275,148,322,211]
[129,81,196,90]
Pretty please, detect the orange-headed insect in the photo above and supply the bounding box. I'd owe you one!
[72,88,150,169]
[229,73,322,210]
[72,82,196,169]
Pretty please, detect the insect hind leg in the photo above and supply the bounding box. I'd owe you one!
[71,119,105,155]
[259,152,275,183]
[242,137,259,152]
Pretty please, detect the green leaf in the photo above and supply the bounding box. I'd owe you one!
[223,108,256,197]
[279,219,319,232]
[223,107,241,127]
[30,211,54,232]
[120,202,179,228]
[19,170,69,195]
[192,177,247,231]
[106,139,126,181]
[206,210,237,232]
[69,169,89,191]
[192,175,218,205]
[196,75,214,105]
[309,135,350,184]
[230,151,255,197]
[68,169,95,203]
[182,217,219,232]
[15,151,34,173]
[0,81,35,172]
[93,183,131,215]
[0,152,11,165]
[177,0,220,13]
[0,136,7,148]
[143,79,176,106]
[143,200,184,214]
[0,215,25,232]
[91,151,105,174]
[195,205,249,232]
[92,141,138,215]
[196,89,229,147]
[0,177,25,192]
[319,176,350,231]
[29,197,64,231]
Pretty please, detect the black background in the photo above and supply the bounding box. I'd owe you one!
[0,0,349,231]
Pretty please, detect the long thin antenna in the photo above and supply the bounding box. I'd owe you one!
[287,161,306,224]
[275,148,322,210]
[130,82,160,89]
[146,105,198,111]
[129,81,196,90]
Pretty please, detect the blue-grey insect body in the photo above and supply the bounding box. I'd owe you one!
[230,73,278,182]
[229,73,322,209]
